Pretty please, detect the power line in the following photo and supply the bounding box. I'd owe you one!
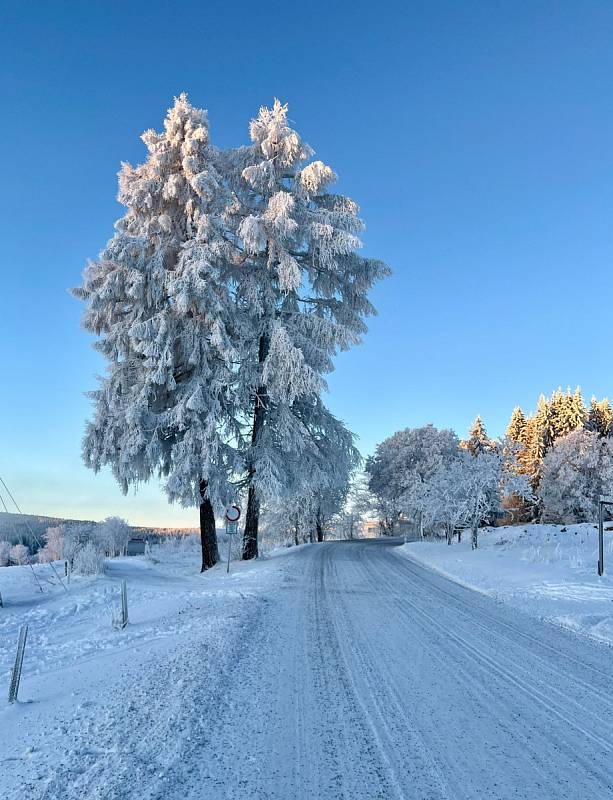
[0,476,68,593]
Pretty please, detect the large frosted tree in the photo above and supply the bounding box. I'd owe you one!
[224,100,389,558]
[367,425,459,534]
[539,429,613,522]
[74,95,239,571]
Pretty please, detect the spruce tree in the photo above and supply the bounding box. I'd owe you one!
[588,396,613,436]
[506,407,526,443]
[74,95,238,571]
[462,416,491,456]
[225,100,389,558]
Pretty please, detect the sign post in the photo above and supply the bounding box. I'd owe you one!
[225,505,241,574]
[597,496,613,576]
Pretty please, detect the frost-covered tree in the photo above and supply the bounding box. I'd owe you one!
[98,517,131,557]
[538,429,613,523]
[10,543,29,565]
[506,407,526,444]
[38,526,65,563]
[461,416,492,456]
[427,445,531,549]
[587,396,613,437]
[368,425,459,534]
[548,387,586,441]
[421,462,468,544]
[224,100,389,558]
[74,95,238,571]
[461,445,531,549]
[267,403,359,544]
[335,471,373,540]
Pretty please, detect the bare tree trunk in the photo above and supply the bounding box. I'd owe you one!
[471,523,478,550]
[242,334,269,561]
[457,528,462,544]
[199,480,219,571]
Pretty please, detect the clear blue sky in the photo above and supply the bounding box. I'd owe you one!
[1,0,612,526]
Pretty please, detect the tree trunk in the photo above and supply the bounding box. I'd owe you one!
[315,508,324,542]
[199,480,219,571]
[471,523,478,550]
[242,335,269,560]
[457,528,462,544]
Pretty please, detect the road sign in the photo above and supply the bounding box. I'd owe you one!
[227,521,238,535]
[598,497,613,575]
[225,505,241,523]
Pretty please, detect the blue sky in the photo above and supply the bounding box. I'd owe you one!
[1,1,612,526]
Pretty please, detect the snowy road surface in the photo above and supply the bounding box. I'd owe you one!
[13,538,613,799]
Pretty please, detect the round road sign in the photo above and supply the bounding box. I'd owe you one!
[225,505,241,523]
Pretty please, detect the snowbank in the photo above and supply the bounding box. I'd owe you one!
[0,535,291,799]
[398,523,613,645]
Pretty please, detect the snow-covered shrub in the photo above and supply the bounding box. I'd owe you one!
[539,429,613,523]
[10,543,30,565]
[0,540,11,566]
[72,542,105,575]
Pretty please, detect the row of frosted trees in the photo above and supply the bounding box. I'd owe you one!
[74,95,388,568]
[0,517,131,574]
[365,424,531,548]
[365,388,613,539]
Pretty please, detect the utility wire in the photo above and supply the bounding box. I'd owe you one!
[0,484,45,593]
[0,476,68,593]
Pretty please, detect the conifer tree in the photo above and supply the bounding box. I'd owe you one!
[587,396,613,436]
[506,407,526,444]
[225,100,389,558]
[462,416,491,456]
[74,95,238,571]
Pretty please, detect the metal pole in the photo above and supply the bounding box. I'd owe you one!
[121,579,128,628]
[8,625,28,703]
[599,501,605,576]
[226,523,232,574]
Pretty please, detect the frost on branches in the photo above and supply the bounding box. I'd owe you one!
[74,95,389,564]
[223,99,389,557]
[538,429,613,523]
[74,95,240,570]
[366,425,459,534]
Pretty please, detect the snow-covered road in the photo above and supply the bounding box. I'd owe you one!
[23,539,613,798]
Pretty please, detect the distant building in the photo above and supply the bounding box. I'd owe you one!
[126,537,147,556]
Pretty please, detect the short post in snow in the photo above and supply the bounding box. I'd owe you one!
[8,625,28,703]
[225,505,241,574]
[598,497,613,576]
[120,579,129,628]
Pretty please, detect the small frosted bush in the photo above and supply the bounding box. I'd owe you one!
[73,542,105,576]
[10,543,30,565]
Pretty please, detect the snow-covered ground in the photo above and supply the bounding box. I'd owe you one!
[3,536,613,799]
[399,523,613,645]
[0,535,293,799]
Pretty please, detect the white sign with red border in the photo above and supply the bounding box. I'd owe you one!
[225,505,241,523]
